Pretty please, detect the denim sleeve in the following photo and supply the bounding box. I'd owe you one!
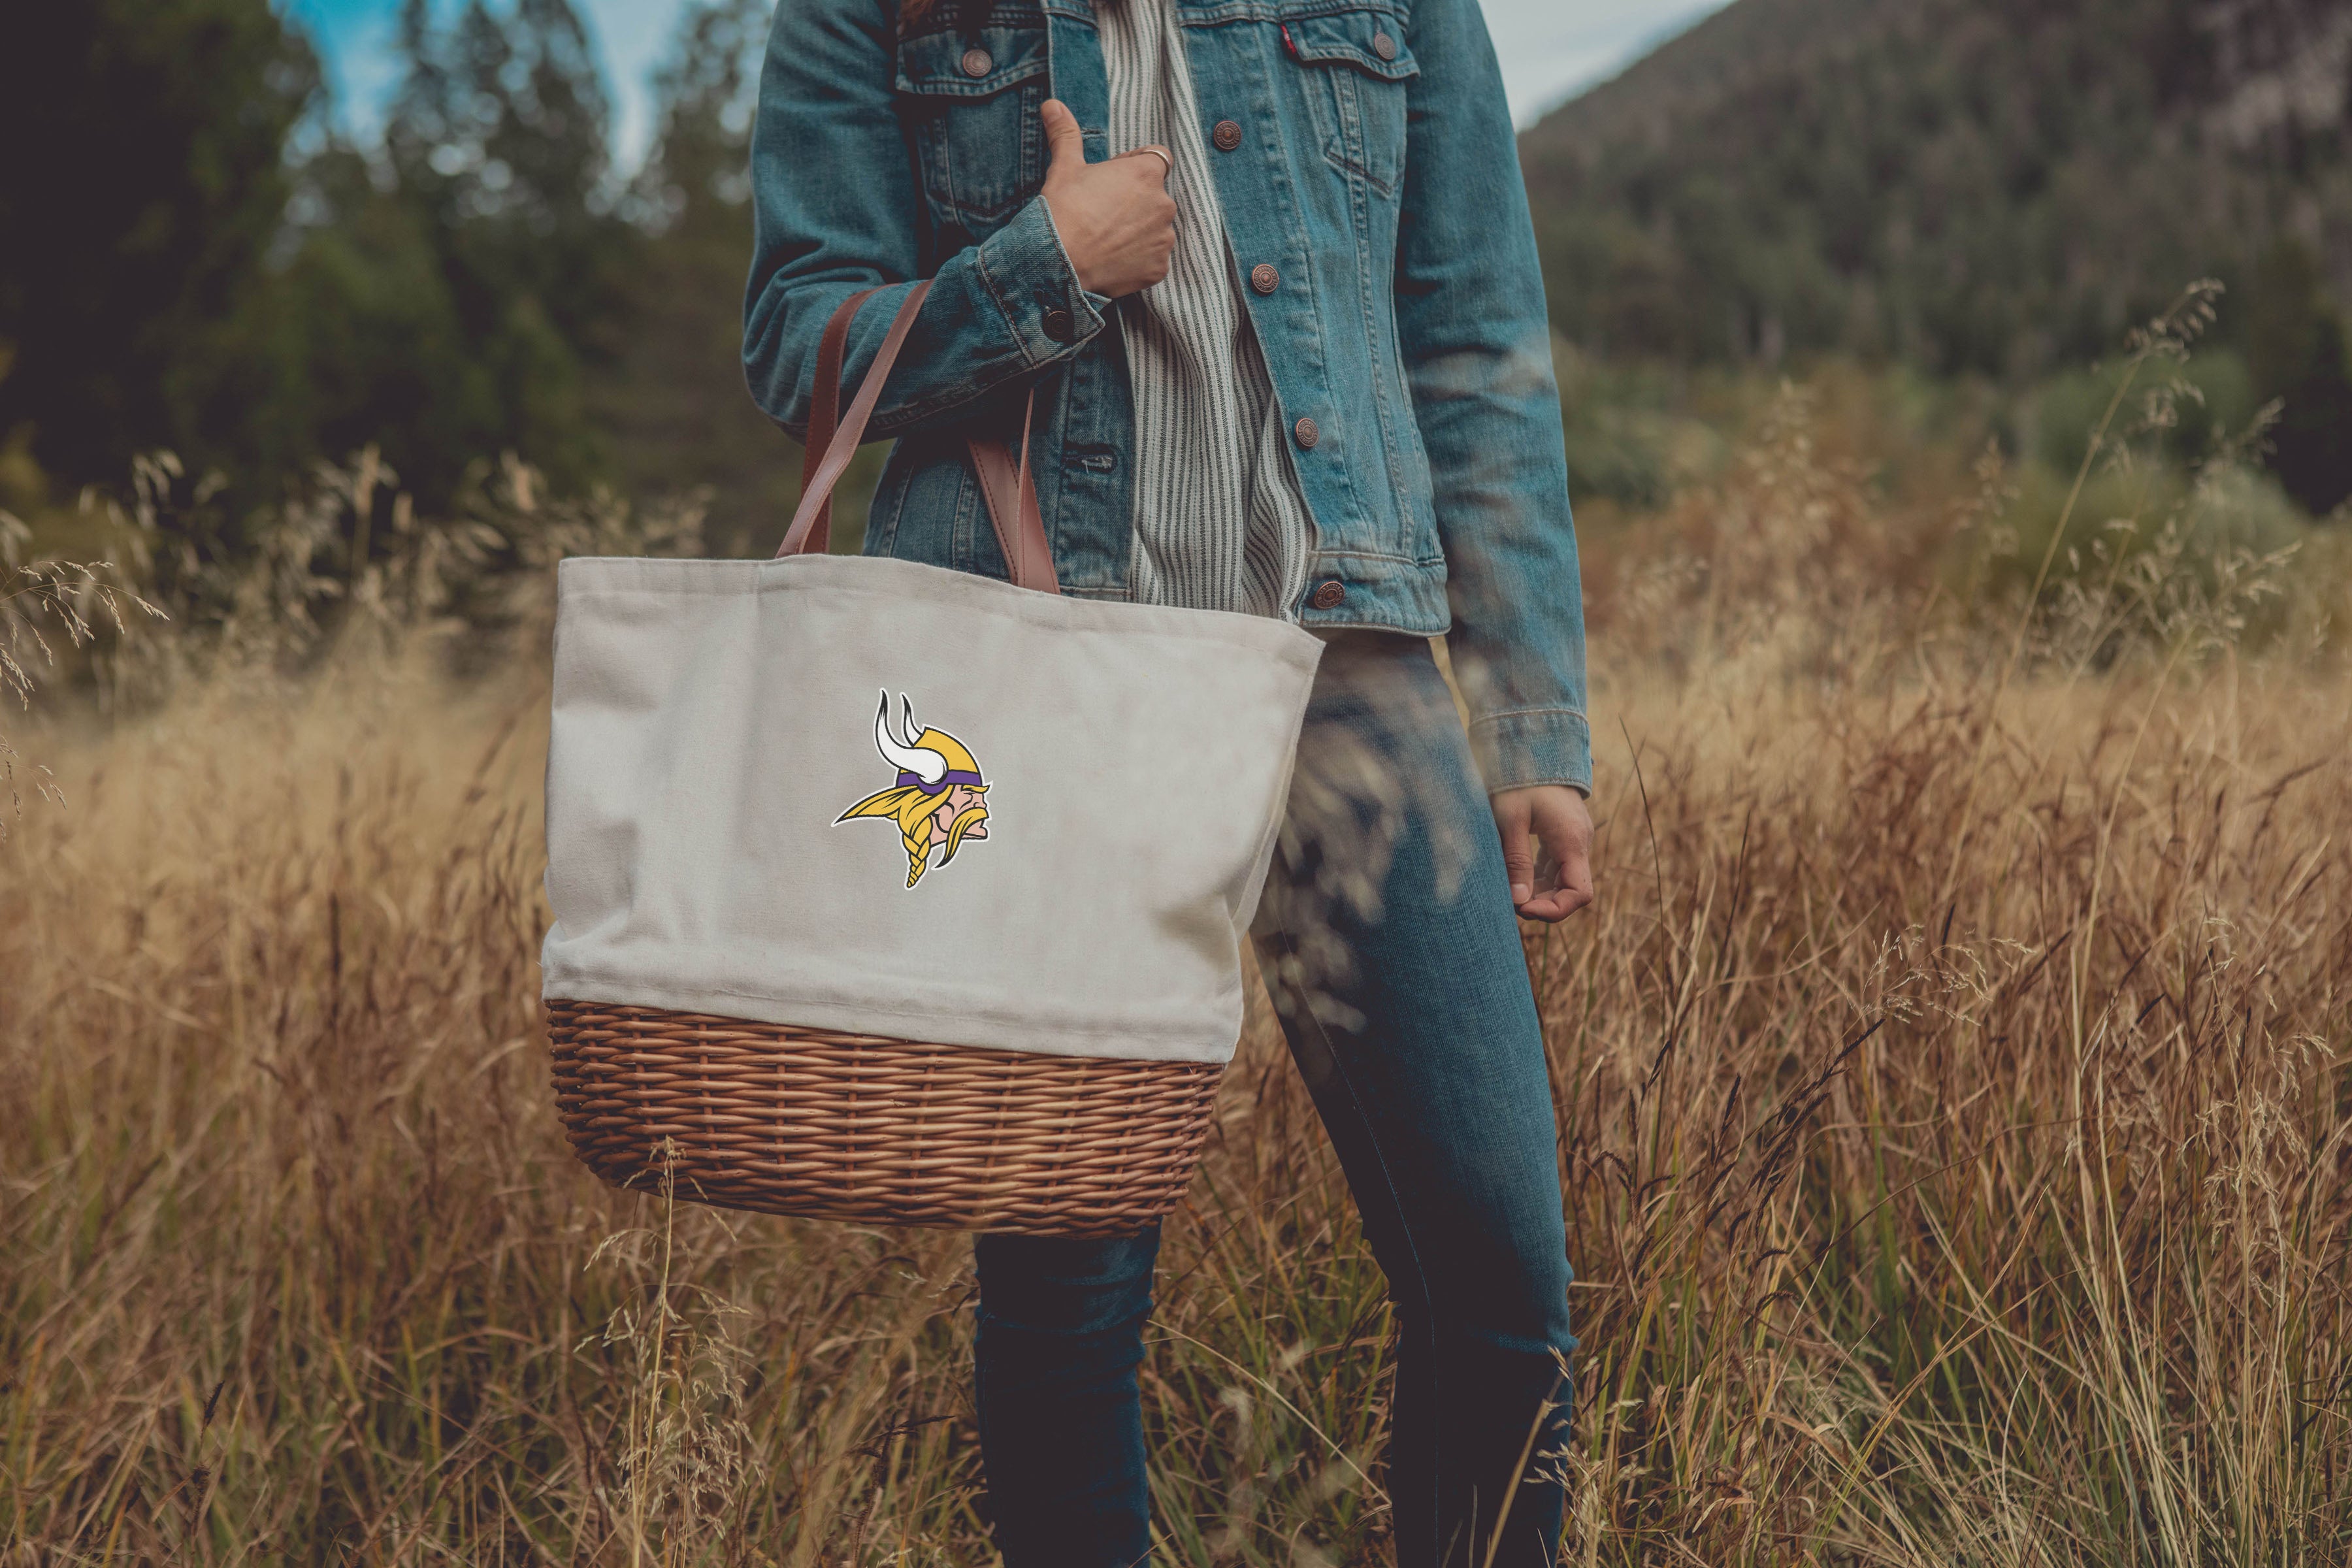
[1395,0,1592,796]
[742,0,1106,440]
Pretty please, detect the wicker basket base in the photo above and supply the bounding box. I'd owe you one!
[546,1001,1224,1237]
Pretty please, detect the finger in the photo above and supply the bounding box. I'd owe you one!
[1122,144,1173,184]
[1516,887,1586,923]
[1040,99,1089,171]
[1528,801,1595,921]
[1494,796,1535,907]
[1519,851,1593,921]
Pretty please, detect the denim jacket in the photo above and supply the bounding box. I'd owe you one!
[745,0,1591,793]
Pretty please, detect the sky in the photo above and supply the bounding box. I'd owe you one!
[284,0,1733,161]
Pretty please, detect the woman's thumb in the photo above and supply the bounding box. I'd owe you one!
[1041,99,1088,170]
[1495,798,1536,906]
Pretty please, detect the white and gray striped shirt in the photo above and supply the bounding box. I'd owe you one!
[1093,0,1315,619]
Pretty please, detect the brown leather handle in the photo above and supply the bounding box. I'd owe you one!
[966,395,1058,595]
[779,282,1060,595]
[792,285,883,557]
[779,282,931,559]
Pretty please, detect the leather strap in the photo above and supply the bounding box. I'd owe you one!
[966,393,1058,595]
[778,282,1061,596]
[794,285,883,557]
[778,282,932,558]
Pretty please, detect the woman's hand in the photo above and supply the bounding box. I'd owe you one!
[1492,785,1594,923]
[1039,99,1175,298]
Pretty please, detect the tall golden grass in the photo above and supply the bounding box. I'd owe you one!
[4,299,2349,1563]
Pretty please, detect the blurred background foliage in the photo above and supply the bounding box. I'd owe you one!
[1,0,797,563]
[1524,0,2352,518]
[0,0,2346,586]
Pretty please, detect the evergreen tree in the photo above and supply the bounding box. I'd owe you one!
[596,0,802,555]
[363,0,638,503]
[267,139,497,512]
[0,0,318,493]
[2247,238,2352,517]
[1521,0,2350,387]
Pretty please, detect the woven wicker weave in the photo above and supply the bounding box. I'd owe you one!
[546,1000,1223,1237]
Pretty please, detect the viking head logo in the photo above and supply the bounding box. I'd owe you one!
[836,691,991,888]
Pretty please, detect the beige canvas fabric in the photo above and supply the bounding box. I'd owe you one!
[541,551,1322,1064]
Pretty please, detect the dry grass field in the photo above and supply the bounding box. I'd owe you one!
[5,348,2350,1563]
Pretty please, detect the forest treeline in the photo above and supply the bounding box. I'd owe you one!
[1521,0,2352,514]
[1,0,792,553]
[3,0,2349,551]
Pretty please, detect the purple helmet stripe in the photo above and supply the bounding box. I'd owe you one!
[898,769,986,796]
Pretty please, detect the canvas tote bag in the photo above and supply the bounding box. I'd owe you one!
[542,282,1324,1235]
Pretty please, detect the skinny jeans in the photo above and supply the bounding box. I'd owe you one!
[973,632,1577,1567]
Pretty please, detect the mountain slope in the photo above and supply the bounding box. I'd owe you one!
[1518,0,2352,377]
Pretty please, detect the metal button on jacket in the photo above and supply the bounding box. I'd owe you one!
[1311,580,1347,611]
[1371,31,1398,60]
[1041,308,1075,343]
[1293,416,1319,449]
[1249,263,1280,295]
[1211,119,1243,152]
[960,47,992,76]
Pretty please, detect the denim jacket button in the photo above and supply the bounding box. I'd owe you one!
[1249,263,1281,295]
[1311,580,1347,610]
[1293,416,1319,449]
[1041,308,1075,343]
[1371,30,1397,60]
[960,47,993,77]
[1212,119,1243,152]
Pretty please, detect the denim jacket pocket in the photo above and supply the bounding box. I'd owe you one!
[1282,6,1418,197]
[896,24,1051,244]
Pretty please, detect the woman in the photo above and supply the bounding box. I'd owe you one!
[745,0,1593,1561]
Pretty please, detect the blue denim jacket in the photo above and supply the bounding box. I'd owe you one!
[745,0,1590,793]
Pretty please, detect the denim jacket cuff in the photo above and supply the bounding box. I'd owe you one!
[1469,708,1593,797]
[975,197,1108,367]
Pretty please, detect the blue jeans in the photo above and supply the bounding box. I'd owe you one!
[974,634,1576,1567]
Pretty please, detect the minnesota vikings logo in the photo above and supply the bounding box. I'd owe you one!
[836,691,992,889]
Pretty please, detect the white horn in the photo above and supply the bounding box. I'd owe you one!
[873,690,946,783]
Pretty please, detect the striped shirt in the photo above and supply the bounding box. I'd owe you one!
[1093,0,1315,619]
